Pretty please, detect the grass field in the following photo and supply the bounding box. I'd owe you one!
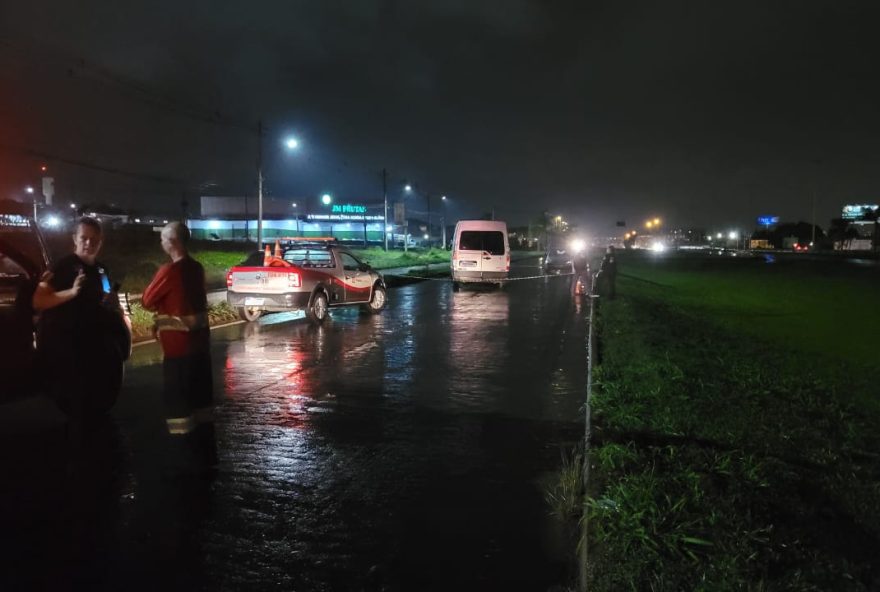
[45,229,451,293]
[577,251,880,591]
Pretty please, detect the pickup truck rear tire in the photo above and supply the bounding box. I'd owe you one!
[237,306,263,322]
[307,292,329,324]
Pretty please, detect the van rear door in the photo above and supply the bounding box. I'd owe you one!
[458,230,506,273]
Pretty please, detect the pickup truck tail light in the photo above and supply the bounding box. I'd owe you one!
[226,271,234,287]
[288,272,301,287]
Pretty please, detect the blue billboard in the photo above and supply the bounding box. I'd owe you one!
[757,216,779,226]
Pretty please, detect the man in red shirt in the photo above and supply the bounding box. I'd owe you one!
[142,222,214,467]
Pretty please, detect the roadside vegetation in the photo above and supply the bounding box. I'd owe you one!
[46,228,451,293]
[45,228,451,338]
[566,252,880,590]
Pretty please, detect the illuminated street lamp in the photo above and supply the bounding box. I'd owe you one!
[257,124,301,247]
[321,193,333,205]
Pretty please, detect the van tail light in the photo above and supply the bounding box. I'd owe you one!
[226,271,234,287]
[288,272,301,288]
[505,252,510,272]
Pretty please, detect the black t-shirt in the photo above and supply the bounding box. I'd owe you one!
[42,253,112,330]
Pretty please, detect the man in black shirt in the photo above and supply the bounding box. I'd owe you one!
[35,217,121,415]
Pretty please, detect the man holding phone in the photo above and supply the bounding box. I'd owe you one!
[35,216,121,415]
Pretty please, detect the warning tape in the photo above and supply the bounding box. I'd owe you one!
[386,271,578,282]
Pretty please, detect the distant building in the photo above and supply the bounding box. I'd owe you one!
[668,228,707,246]
[190,195,386,244]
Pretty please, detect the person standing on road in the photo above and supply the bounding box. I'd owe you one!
[142,222,215,469]
[35,217,123,414]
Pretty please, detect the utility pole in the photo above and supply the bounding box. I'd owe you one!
[383,168,389,251]
[256,120,264,248]
[811,192,817,246]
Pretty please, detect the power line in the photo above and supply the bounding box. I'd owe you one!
[0,143,185,185]
[0,35,255,133]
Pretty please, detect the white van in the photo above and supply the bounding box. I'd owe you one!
[450,220,510,286]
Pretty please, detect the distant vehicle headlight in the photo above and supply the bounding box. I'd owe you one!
[44,215,61,228]
[651,242,666,252]
[569,238,586,253]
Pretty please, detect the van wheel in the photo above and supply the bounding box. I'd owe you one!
[237,306,263,322]
[361,285,386,314]
[307,292,329,324]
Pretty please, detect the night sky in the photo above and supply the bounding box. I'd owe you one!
[1,1,878,233]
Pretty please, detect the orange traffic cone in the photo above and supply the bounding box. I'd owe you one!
[263,245,271,266]
[274,239,282,258]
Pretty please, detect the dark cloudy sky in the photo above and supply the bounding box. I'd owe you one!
[1,0,878,233]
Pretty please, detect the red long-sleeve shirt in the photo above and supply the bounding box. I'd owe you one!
[142,256,210,358]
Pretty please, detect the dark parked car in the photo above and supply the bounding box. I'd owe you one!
[0,203,50,399]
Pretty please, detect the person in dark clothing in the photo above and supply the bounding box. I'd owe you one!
[598,245,618,299]
[142,222,216,472]
[35,217,125,415]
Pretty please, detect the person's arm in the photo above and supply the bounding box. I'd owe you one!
[32,270,85,311]
[141,265,171,311]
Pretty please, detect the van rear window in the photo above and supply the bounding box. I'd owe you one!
[459,231,505,255]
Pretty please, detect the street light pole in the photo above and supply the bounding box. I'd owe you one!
[383,168,389,251]
[441,195,447,249]
[256,120,264,247]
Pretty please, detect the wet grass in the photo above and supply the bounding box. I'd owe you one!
[45,228,452,293]
[129,301,240,341]
[581,253,880,591]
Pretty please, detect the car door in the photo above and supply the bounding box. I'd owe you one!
[338,251,373,303]
[478,230,507,273]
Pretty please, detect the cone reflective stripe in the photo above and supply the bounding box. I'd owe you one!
[166,415,196,434]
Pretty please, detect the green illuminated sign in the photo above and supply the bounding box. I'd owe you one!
[331,204,367,214]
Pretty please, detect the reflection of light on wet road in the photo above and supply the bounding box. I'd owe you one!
[447,288,511,409]
[109,268,589,589]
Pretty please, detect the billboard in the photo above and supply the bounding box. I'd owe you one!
[842,204,879,220]
[757,216,780,226]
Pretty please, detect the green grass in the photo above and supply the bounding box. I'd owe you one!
[580,252,880,591]
[129,301,240,340]
[45,228,451,293]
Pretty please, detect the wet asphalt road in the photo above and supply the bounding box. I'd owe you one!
[1,262,590,591]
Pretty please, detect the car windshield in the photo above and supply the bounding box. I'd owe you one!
[459,231,505,255]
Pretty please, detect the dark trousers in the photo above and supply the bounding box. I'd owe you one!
[162,351,213,429]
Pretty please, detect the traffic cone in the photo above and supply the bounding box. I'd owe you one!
[263,245,271,266]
